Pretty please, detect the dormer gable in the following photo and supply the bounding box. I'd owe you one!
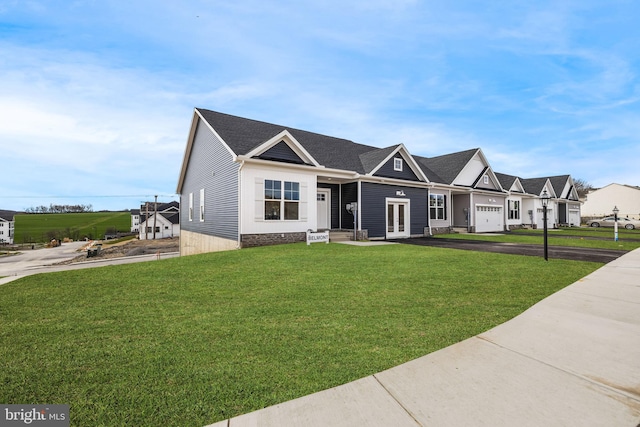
[540,180,557,198]
[451,149,502,190]
[246,130,321,167]
[508,177,525,193]
[565,185,580,201]
[363,144,428,182]
[495,172,526,193]
[471,166,503,191]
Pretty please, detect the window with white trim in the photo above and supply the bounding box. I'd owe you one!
[394,157,403,171]
[508,200,520,220]
[188,193,193,221]
[429,194,447,220]
[265,180,300,220]
[483,175,489,184]
[199,188,205,221]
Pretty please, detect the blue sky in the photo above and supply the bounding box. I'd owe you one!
[2,0,639,211]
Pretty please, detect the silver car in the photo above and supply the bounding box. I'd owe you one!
[587,216,640,229]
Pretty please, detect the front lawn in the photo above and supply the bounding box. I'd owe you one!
[0,243,602,426]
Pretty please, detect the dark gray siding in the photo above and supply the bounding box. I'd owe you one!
[257,141,305,164]
[374,156,420,181]
[318,183,340,229]
[341,182,358,229]
[361,182,428,238]
[180,119,239,240]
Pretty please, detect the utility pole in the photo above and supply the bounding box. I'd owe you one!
[153,195,158,240]
[145,202,149,240]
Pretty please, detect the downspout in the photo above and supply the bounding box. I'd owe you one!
[356,180,362,240]
[468,192,473,233]
[237,159,245,249]
[428,184,434,236]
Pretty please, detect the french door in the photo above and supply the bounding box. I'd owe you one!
[386,199,410,238]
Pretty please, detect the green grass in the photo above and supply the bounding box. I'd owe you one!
[13,212,131,243]
[438,228,640,251]
[0,243,601,426]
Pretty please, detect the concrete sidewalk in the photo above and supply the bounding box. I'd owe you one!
[207,248,640,427]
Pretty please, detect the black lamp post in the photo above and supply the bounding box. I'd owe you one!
[541,189,550,261]
[613,205,619,242]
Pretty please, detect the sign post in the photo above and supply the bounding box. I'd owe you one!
[306,229,329,245]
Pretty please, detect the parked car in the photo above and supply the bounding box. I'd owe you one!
[587,216,640,229]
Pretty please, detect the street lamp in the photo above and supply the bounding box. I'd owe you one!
[541,189,550,261]
[613,206,619,242]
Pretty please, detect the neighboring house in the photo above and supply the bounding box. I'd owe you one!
[417,148,507,233]
[137,201,180,240]
[520,178,558,229]
[495,172,532,230]
[0,210,16,244]
[131,209,141,233]
[582,183,640,220]
[547,175,581,226]
[176,109,579,255]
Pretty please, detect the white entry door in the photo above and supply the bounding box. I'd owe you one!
[317,189,330,230]
[386,199,410,238]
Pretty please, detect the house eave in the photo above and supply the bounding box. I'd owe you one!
[235,155,360,179]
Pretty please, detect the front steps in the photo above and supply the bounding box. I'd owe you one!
[329,231,355,242]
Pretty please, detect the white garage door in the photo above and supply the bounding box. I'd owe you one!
[568,209,580,227]
[476,205,503,233]
[536,208,553,229]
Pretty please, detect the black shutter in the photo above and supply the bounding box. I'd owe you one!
[444,195,447,220]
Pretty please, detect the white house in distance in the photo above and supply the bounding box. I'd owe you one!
[582,184,640,220]
[0,210,16,244]
[134,201,180,240]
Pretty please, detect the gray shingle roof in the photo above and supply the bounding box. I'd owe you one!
[359,145,400,174]
[0,210,18,221]
[415,148,479,185]
[547,175,570,198]
[495,172,519,190]
[197,108,380,174]
[520,177,548,195]
[194,109,572,195]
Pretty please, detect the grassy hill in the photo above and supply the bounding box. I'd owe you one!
[13,212,132,243]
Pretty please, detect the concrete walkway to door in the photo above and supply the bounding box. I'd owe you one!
[206,248,640,427]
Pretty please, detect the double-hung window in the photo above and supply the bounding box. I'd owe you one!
[265,180,300,220]
[429,194,447,220]
[508,200,520,220]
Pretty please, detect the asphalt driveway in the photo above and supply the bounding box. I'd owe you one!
[390,237,626,263]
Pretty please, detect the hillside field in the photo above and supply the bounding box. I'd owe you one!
[13,212,132,243]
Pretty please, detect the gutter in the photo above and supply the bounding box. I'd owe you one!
[237,159,245,249]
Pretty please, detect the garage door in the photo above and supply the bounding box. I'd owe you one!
[476,205,503,233]
[536,208,553,229]
[568,209,580,227]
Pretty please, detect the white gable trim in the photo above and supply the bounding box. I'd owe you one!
[368,144,429,182]
[245,130,322,167]
[541,180,557,198]
[510,178,526,193]
[473,167,504,192]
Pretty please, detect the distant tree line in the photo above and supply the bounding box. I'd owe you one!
[24,204,94,214]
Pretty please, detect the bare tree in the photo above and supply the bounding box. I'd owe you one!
[573,178,594,198]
